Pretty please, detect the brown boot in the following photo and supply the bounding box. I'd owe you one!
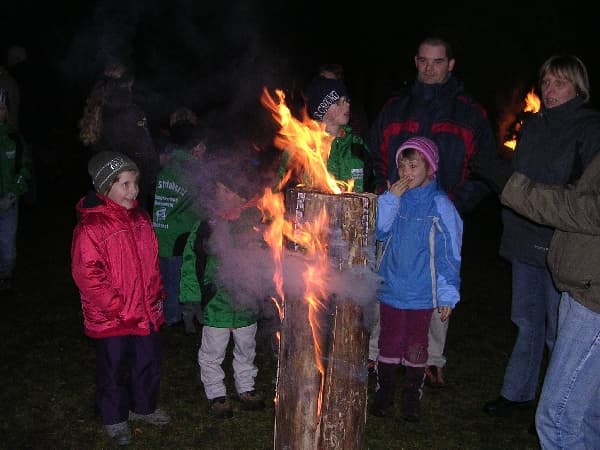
[402,366,426,422]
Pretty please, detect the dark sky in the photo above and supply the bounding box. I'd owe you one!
[5,1,599,119]
[2,1,599,201]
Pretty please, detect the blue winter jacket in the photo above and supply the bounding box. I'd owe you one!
[376,179,463,310]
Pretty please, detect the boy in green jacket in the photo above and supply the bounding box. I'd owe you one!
[181,183,265,418]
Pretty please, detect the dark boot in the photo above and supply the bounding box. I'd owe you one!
[402,366,425,422]
[370,362,398,417]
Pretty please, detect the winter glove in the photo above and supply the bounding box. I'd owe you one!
[470,153,514,195]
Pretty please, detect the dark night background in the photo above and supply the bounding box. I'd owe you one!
[2,0,599,205]
[0,3,596,447]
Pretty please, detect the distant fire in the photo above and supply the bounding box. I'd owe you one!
[503,88,541,150]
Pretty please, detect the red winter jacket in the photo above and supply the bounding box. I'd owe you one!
[71,191,165,338]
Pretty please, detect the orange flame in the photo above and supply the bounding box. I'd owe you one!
[259,87,346,419]
[504,88,541,150]
[523,89,541,113]
[260,87,356,193]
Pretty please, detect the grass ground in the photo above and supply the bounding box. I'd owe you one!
[0,196,542,449]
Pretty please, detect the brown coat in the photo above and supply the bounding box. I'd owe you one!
[501,157,600,314]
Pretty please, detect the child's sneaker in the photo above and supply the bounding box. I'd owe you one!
[129,408,171,425]
[208,396,233,418]
[105,421,132,446]
[238,390,265,411]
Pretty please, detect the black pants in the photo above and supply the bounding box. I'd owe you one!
[94,331,162,425]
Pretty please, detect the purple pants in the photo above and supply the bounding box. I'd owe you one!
[94,331,162,425]
[378,302,433,366]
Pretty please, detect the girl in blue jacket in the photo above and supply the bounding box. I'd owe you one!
[371,137,462,422]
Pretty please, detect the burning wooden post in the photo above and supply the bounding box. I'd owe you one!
[273,189,376,450]
[319,299,368,449]
[274,297,322,449]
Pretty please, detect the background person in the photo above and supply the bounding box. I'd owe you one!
[78,59,160,212]
[0,87,32,294]
[152,118,207,328]
[479,54,600,419]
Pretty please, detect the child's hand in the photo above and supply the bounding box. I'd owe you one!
[388,176,411,197]
[437,306,452,321]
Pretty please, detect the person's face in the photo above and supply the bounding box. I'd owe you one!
[214,182,246,220]
[191,141,207,159]
[106,170,139,210]
[324,96,351,127]
[415,43,455,85]
[397,152,433,189]
[0,103,7,123]
[540,72,577,109]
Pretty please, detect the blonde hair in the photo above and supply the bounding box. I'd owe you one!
[79,60,135,147]
[539,55,590,103]
[79,79,108,146]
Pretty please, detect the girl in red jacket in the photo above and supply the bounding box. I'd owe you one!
[71,151,170,446]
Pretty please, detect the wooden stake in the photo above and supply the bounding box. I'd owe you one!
[319,299,368,450]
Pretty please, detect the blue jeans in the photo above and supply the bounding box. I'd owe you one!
[500,259,560,402]
[159,256,182,325]
[0,200,18,279]
[536,292,600,449]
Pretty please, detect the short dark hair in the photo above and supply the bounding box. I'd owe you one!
[418,36,454,60]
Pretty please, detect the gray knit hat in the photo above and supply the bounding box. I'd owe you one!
[88,151,138,194]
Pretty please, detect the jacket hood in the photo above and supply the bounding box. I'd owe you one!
[76,191,138,218]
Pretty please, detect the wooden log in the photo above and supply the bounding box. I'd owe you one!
[319,299,368,450]
[285,189,377,270]
[274,296,369,450]
[274,298,322,450]
[274,188,374,449]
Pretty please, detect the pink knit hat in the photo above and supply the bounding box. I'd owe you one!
[395,137,439,175]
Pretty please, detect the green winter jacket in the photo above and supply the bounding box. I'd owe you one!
[152,149,202,257]
[0,122,32,196]
[327,125,371,193]
[179,219,258,328]
[277,125,372,193]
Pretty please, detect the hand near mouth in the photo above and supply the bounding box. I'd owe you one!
[388,176,411,197]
